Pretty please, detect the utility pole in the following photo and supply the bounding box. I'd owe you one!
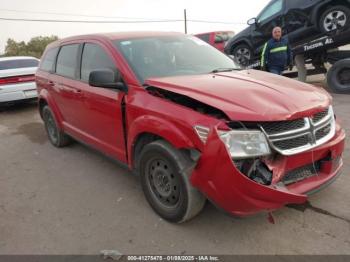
[184,9,187,34]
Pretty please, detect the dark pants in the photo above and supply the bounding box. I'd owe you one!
[268,66,284,75]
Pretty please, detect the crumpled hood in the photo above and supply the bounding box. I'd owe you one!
[145,69,331,121]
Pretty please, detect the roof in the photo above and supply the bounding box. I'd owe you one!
[49,31,185,47]
[0,56,39,62]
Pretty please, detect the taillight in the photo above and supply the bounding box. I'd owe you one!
[0,74,35,85]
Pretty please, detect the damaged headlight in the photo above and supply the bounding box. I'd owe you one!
[219,130,271,159]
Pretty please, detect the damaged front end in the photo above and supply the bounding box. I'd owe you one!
[190,117,345,217]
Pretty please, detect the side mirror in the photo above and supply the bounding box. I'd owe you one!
[89,69,126,91]
[247,18,257,25]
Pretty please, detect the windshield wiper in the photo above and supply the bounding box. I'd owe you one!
[210,68,240,73]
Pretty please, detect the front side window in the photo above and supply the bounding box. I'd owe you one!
[56,44,79,78]
[80,43,117,82]
[114,35,240,83]
[258,0,283,23]
[40,47,59,72]
[0,59,39,70]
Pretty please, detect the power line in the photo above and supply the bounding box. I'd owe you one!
[0,8,245,24]
[0,17,183,23]
[0,8,174,21]
[0,16,244,25]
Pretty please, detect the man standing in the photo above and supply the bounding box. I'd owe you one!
[261,27,293,75]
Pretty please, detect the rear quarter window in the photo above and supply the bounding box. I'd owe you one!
[39,47,59,72]
[0,59,39,70]
[56,44,80,78]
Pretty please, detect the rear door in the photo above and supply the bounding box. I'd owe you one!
[75,42,127,162]
[50,43,83,130]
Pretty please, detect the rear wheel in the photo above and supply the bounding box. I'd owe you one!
[139,140,205,223]
[320,6,350,33]
[231,44,253,66]
[42,105,72,147]
[327,59,350,93]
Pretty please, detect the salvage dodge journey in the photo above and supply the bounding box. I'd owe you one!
[36,32,345,223]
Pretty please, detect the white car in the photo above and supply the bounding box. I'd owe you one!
[0,56,39,104]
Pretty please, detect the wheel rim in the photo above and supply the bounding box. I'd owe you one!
[145,157,180,208]
[235,48,251,65]
[44,111,58,143]
[337,67,350,86]
[324,10,347,31]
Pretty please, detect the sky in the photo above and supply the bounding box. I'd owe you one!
[0,0,270,54]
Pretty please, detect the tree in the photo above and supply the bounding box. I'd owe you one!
[4,35,59,58]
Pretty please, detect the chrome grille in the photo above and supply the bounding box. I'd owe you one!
[315,123,332,140]
[259,119,305,135]
[273,135,309,150]
[259,106,335,155]
[312,108,329,124]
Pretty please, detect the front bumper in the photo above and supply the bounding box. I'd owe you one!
[0,82,38,103]
[190,124,345,217]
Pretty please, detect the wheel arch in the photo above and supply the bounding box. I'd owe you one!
[38,89,64,130]
[127,116,197,170]
[227,39,252,55]
[311,0,350,26]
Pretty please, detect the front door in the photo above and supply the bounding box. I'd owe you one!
[76,42,127,162]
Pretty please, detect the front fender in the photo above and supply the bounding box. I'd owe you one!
[127,115,195,166]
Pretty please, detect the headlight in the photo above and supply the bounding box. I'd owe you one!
[219,130,271,159]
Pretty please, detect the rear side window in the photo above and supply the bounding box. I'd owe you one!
[80,43,117,82]
[196,34,210,43]
[0,59,39,70]
[56,44,80,78]
[40,47,59,72]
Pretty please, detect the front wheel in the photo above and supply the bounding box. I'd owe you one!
[231,44,253,66]
[139,140,206,223]
[320,6,350,33]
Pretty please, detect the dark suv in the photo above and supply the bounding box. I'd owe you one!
[225,0,350,65]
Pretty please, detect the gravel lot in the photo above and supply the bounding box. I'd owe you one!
[0,80,350,255]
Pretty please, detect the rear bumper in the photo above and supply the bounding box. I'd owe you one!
[190,125,345,217]
[0,82,37,102]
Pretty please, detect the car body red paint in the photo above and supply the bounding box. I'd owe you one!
[36,32,345,220]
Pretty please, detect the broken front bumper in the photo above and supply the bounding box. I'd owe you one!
[190,124,345,217]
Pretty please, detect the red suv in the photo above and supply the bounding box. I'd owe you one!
[36,32,345,223]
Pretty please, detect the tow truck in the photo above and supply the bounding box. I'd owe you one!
[241,29,350,93]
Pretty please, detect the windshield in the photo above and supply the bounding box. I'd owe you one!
[114,35,240,83]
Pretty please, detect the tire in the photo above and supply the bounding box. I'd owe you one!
[327,59,350,93]
[320,5,350,33]
[138,140,206,223]
[231,44,253,66]
[42,105,72,147]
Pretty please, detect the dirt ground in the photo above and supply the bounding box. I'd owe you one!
[0,78,349,255]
